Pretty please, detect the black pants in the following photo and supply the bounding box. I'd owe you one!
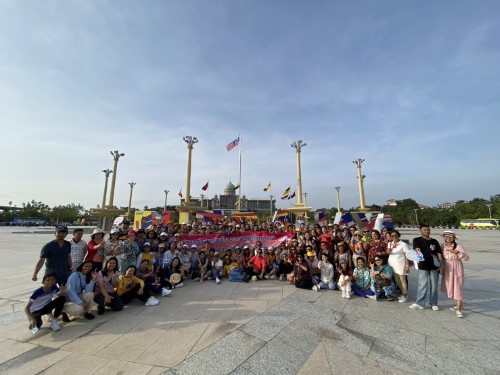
[93,292,124,311]
[119,284,151,304]
[32,296,66,328]
[295,277,313,289]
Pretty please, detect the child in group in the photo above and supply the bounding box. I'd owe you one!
[25,273,66,334]
[337,260,353,298]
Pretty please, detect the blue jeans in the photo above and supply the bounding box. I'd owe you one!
[371,284,394,299]
[351,285,375,297]
[415,269,439,307]
[318,280,336,290]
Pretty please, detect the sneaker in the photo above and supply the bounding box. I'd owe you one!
[161,288,172,297]
[450,306,458,312]
[175,282,184,288]
[216,277,221,284]
[62,312,71,322]
[264,275,270,280]
[367,295,377,300]
[456,310,464,318]
[51,320,61,332]
[193,277,200,282]
[145,296,159,306]
[341,290,346,298]
[251,276,257,282]
[84,312,95,320]
[431,305,439,311]
[312,285,318,292]
[409,303,424,310]
[31,326,39,335]
[345,292,351,299]
[270,275,276,280]
[398,296,408,303]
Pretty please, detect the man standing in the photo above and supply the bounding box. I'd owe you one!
[33,226,72,285]
[70,228,87,272]
[409,224,444,310]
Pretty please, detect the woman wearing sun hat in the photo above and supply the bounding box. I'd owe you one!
[441,231,469,318]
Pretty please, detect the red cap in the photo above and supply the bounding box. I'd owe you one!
[127,230,136,236]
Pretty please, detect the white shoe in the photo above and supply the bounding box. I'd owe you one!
[51,320,61,332]
[456,310,463,318]
[398,296,408,303]
[270,275,276,280]
[175,283,184,288]
[264,275,270,280]
[216,277,221,284]
[345,292,351,299]
[450,306,457,312]
[341,290,346,298]
[431,305,439,311]
[409,303,424,310]
[251,276,257,282]
[161,288,172,297]
[145,296,160,306]
[312,285,318,292]
[367,295,377,300]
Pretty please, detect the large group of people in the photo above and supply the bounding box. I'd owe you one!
[26,219,469,333]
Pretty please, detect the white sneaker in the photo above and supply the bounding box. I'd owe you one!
[145,296,160,306]
[312,285,318,292]
[161,288,172,297]
[431,305,439,311]
[456,310,463,318]
[409,303,424,310]
[251,276,257,282]
[450,306,457,312]
[264,275,270,280]
[175,283,184,288]
[398,296,408,303]
[51,320,61,332]
[345,292,351,299]
[367,295,377,300]
[216,277,221,284]
[341,290,346,298]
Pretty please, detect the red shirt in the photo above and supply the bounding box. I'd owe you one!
[249,255,266,272]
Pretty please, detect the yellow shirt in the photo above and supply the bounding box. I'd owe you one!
[116,275,145,296]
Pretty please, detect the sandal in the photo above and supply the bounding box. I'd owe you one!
[387,296,394,301]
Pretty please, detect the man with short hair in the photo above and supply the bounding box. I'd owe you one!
[32,226,72,285]
[409,224,444,310]
[70,228,87,272]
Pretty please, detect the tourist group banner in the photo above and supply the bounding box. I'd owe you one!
[180,231,294,250]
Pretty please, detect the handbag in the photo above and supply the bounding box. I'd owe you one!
[374,274,391,289]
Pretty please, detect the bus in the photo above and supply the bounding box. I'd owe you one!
[460,218,500,229]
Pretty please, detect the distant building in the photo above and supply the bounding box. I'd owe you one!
[439,202,455,209]
[183,181,275,215]
[385,199,399,206]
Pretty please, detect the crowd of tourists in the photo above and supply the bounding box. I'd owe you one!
[26,219,469,334]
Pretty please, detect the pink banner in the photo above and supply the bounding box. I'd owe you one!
[180,231,294,250]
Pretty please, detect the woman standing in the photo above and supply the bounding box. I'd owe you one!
[366,230,388,265]
[441,231,469,318]
[387,230,410,303]
[85,228,106,271]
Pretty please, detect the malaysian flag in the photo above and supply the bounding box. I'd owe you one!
[226,137,240,152]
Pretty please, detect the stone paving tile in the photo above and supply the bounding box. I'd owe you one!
[0,347,71,375]
[322,343,412,375]
[173,329,265,375]
[39,352,110,374]
[186,322,241,358]
[296,342,330,375]
[136,321,210,368]
[93,359,153,375]
[239,309,302,342]
[147,366,169,375]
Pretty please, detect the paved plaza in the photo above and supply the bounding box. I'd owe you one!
[0,227,499,374]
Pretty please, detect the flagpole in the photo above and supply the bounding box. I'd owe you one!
[238,133,242,211]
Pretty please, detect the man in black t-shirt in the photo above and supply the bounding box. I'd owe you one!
[409,224,444,310]
[32,226,72,286]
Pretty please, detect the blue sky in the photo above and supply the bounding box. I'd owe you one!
[1,0,499,211]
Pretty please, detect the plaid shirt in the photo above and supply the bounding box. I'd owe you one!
[70,239,88,264]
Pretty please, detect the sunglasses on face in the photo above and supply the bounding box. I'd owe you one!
[374,259,382,262]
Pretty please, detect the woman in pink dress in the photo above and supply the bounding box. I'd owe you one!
[441,231,469,318]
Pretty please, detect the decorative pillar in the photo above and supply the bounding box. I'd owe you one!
[108,150,125,208]
[352,159,366,211]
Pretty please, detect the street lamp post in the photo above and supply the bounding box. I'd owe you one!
[183,136,198,206]
[413,208,419,226]
[291,140,307,205]
[200,193,205,208]
[101,169,113,210]
[352,159,367,211]
[108,150,125,208]
[486,204,493,219]
[334,186,341,213]
[269,195,274,217]
[163,190,170,211]
[127,182,136,218]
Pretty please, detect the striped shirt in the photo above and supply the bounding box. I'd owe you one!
[70,239,88,264]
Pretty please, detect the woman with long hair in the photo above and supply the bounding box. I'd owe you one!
[94,257,124,315]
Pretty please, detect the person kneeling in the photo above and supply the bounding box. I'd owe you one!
[25,273,66,333]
